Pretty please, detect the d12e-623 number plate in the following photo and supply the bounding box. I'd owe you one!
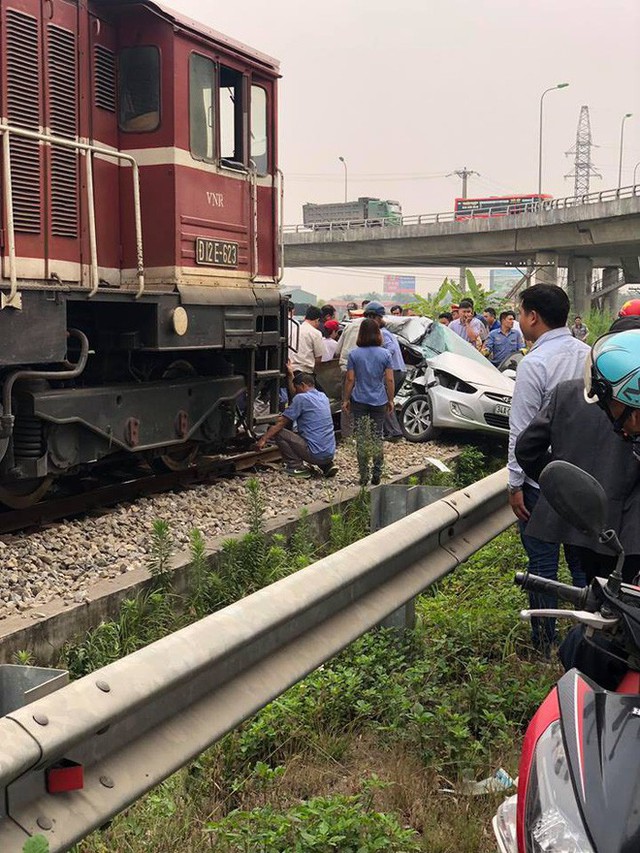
[195,237,238,267]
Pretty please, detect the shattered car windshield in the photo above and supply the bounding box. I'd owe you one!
[390,316,491,367]
[419,322,491,367]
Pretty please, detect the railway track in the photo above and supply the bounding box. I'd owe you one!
[0,447,282,535]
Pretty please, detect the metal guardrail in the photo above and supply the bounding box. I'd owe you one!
[0,469,511,851]
[283,184,640,234]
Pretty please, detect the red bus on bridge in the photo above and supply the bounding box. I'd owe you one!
[454,194,552,220]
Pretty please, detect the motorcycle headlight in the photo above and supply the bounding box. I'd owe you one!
[493,794,518,853]
[525,721,594,853]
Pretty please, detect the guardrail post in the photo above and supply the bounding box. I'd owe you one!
[371,483,454,630]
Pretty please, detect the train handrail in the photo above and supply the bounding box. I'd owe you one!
[276,167,285,283]
[0,123,145,304]
[284,183,640,233]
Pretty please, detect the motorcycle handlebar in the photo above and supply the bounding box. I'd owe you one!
[514,572,592,609]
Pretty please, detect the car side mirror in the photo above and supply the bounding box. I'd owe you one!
[538,460,607,538]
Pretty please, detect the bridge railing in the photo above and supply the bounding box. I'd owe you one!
[283,183,640,234]
[0,470,511,852]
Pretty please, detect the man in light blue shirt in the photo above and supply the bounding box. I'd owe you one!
[449,299,487,349]
[507,284,590,651]
[256,373,337,478]
[485,311,525,366]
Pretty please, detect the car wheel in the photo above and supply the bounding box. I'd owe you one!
[400,394,438,442]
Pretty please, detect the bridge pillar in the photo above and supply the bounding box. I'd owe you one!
[602,267,621,315]
[535,251,558,286]
[567,257,593,316]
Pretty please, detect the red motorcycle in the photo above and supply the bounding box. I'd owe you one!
[493,461,640,853]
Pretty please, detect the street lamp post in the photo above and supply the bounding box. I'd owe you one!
[338,156,347,203]
[618,113,633,189]
[633,161,640,187]
[538,83,569,195]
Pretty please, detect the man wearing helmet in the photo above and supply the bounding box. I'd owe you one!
[586,327,640,447]
[516,320,640,587]
[618,298,640,319]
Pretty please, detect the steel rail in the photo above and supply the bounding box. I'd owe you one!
[0,468,511,851]
[282,183,640,233]
[0,446,283,534]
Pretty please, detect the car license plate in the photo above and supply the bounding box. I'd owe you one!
[494,404,511,417]
[195,237,238,267]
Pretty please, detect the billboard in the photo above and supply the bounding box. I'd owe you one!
[383,274,416,295]
[489,269,524,297]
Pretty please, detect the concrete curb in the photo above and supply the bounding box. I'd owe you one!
[0,461,457,665]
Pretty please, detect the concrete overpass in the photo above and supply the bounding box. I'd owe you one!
[283,186,640,314]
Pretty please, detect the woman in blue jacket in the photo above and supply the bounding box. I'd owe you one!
[342,318,395,486]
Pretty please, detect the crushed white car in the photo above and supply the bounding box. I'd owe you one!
[385,316,514,442]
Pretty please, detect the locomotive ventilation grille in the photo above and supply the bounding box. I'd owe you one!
[6,9,41,234]
[94,45,116,112]
[48,25,79,238]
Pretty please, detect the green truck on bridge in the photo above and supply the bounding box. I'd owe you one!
[302,197,402,229]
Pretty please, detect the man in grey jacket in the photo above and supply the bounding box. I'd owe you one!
[515,315,640,583]
[515,378,640,581]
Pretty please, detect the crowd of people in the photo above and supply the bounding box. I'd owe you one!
[269,287,640,672]
[274,291,640,623]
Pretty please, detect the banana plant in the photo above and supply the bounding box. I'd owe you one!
[410,271,498,317]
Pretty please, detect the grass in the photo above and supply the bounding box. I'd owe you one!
[69,522,555,853]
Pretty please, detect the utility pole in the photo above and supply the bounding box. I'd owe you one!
[448,166,479,290]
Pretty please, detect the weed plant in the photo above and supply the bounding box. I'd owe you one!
[22,838,49,853]
[207,779,421,852]
[76,526,556,853]
[147,519,174,589]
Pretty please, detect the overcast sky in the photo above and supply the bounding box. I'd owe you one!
[180,0,640,298]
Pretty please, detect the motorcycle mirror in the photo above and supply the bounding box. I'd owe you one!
[538,460,607,537]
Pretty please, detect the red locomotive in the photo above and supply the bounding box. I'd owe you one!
[0,0,284,507]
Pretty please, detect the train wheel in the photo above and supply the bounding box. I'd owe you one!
[149,360,200,473]
[0,477,53,509]
[150,443,199,474]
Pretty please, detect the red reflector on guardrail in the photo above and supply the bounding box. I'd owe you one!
[46,760,84,794]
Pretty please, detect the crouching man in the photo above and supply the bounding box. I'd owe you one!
[256,373,338,479]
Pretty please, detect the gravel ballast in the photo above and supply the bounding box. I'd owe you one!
[0,440,458,621]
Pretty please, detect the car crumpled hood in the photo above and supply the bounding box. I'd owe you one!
[426,351,514,395]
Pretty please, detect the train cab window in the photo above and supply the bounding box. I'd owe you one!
[219,65,245,168]
[190,54,215,162]
[250,85,268,175]
[118,46,160,132]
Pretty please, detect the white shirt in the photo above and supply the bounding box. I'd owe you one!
[322,337,338,361]
[334,318,363,370]
[507,327,590,489]
[290,321,323,373]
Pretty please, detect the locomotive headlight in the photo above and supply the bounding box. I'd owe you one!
[172,307,189,336]
[524,722,594,852]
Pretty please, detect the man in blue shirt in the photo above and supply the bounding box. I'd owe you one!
[482,307,501,332]
[256,373,337,479]
[364,301,406,440]
[485,310,525,366]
